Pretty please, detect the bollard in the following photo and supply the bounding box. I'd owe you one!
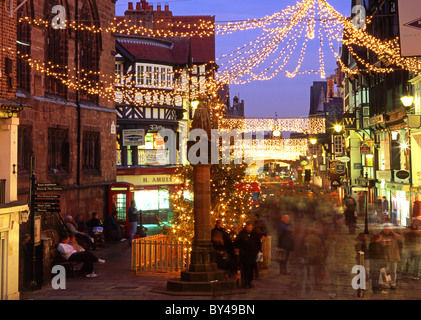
[357,251,365,298]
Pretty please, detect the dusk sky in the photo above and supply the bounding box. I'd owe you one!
[115,0,352,119]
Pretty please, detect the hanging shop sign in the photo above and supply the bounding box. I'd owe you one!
[343,113,357,130]
[396,170,410,180]
[360,144,371,154]
[398,0,421,57]
[369,115,385,126]
[122,129,145,146]
[333,161,346,175]
[376,170,392,181]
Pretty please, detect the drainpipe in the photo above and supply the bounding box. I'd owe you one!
[75,0,81,186]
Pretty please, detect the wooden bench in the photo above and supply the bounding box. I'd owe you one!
[51,248,80,278]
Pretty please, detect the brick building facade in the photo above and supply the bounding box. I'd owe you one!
[15,0,117,236]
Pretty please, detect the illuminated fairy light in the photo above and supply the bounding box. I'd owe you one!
[9,0,421,109]
[219,117,326,134]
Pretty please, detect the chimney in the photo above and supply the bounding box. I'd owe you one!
[136,2,141,10]
[128,2,133,10]
[165,4,169,11]
[149,4,153,10]
[157,4,161,11]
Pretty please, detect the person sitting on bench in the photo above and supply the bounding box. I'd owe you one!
[65,215,97,250]
[57,235,105,278]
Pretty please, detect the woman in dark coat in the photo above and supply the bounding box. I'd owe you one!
[234,222,262,289]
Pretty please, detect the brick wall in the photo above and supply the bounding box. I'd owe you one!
[0,0,17,100]
[16,0,117,224]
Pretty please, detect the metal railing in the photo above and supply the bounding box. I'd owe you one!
[131,234,191,273]
[132,234,272,274]
[0,180,5,205]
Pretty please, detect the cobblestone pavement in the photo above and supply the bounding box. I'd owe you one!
[20,223,421,301]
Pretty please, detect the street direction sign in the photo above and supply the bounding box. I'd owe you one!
[34,194,60,199]
[35,186,63,191]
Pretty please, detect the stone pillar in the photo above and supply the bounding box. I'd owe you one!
[188,163,216,272]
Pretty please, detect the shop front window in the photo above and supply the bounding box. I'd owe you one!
[134,187,172,224]
[137,131,170,166]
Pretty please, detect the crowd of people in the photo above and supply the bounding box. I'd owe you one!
[211,218,268,289]
[259,190,421,297]
[58,201,144,278]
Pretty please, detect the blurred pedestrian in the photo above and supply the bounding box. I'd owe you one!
[353,232,368,263]
[253,217,268,279]
[103,210,126,242]
[277,214,294,275]
[128,200,140,244]
[344,197,358,235]
[295,225,324,297]
[211,220,235,278]
[404,225,421,280]
[234,222,261,289]
[369,233,387,294]
[380,226,403,290]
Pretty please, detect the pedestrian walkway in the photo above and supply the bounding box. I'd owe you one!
[20,223,421,301]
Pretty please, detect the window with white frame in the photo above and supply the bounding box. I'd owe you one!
[334,135,344,155]
[135,63,173,89]
[115,63,123,85]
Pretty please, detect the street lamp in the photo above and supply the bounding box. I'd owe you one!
[334,124,343,133]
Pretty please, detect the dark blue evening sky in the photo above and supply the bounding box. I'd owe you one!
[115,0,352,118]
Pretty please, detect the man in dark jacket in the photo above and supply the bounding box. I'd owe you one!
[277,214,294,275]
[234,222,262,289]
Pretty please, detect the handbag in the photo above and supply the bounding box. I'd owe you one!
[273,248,287,262]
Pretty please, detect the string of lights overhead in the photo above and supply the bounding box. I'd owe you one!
[8,0,421,109]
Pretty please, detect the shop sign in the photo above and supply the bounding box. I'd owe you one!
[360,144,371,154]
[122,129,145,146]
[369,115,384,126]
[118,174,183,186]
[334,161,347,175]
[385,183,410,192]
[343,113,357,130]
[354,163,362,170]
[396,170,410,180]
[376,170,392,180]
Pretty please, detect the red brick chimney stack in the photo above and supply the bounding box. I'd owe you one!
[128,2,133,10]
[165,4,169,11]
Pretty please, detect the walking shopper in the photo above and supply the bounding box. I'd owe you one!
[57,235,105,278]
[128,200,140,245]
[277,214,294,275]
[234,222,261,289]
[380,226,403,290]
[404,225,421,280]
[369,233,386,293]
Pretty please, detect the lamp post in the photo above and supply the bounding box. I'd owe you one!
[401,89,415,226]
